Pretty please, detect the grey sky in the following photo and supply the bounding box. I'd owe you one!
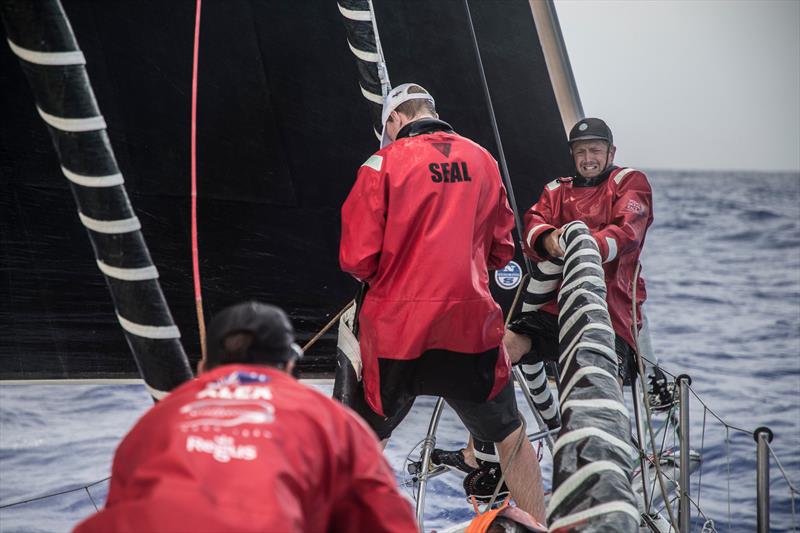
[554,0,800,172]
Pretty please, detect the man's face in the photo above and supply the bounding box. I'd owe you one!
[571,139,615,178]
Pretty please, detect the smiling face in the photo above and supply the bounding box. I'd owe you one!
[571,139,616,178]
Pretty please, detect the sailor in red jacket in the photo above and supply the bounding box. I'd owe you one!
[73,302,417,533]
[339,83,545,522]
[505,117,654,386]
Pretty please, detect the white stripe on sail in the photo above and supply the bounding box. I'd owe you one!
[37,107,106,132]
[547,461,628,515]
[558,303,608,341]
[520,363,547,389]
[559,275,605,296]
[347,40,379,62]
[117,314,181,340]
[557,323,614,371]
[525,277,559,296]
[562,398,629,417]
[78,212,141,234]
[143,382,170,400]
[552,428,634,458]
[549,501,640,530]
[360,84,383,104]
[563,247,598,273]
[560,261,604,286]
[559,340,617,372]
[336,3,372,21]
[96,260,159,281]
[560,365,617,402]
[7,39,85,66]
[62,166,124,187]
[558,288,607,322]
[536,259,563,276]
[540,403,559,420]
[564,233,598,256]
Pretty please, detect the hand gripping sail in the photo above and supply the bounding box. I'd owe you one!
[547,221,638,532]
[1,0,193,399]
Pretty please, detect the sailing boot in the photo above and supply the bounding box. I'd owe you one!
[647,366,676,411]
[462,439,509,503]
[430,448,476,475]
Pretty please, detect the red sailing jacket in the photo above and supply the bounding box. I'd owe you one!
[522,167,653,350]
[73,365,417,533]
[340,124,516,416]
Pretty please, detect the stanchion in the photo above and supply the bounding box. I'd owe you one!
[754,426,774,533]
[677,374,692,532]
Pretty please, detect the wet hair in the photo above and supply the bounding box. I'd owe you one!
[390,85,436,120]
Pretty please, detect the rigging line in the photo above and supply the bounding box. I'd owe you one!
[461,0,530,274]
[85,487,99,512]
[687,386,752,436]
[191,0,207,361]
[632,263,678,527]
[301,300,355,352]
[725,426,732,532]
[766,441,800,495]
[697,406,708,514]
[0,477,110,509]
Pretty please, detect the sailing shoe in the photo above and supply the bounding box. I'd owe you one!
[430,448,476,475]
[647,367,676,412]
[462,463,510,503]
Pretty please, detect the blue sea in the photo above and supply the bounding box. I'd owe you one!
[1,171,798,532]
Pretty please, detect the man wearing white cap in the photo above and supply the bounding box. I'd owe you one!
[339,83,546,521]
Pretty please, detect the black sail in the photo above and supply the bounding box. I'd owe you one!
[0,0,573,379]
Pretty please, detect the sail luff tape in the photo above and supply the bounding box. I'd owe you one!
[532,388,554,404]
[560,365,617,402]
[37,107,106,132]
[96,260,159,281]
[117,314,181,340]
[552,427,634,458]
[7,39,86,66]
[548,501,640,530]
[78,212,141,234]
[359,84,383,104]
[337,3,372,21]
[143,382,170,401]
[562,398,629,417]
[62,166,124,187]
[540,402,559,419]
[347,40,379,63]
[547,461,628,515]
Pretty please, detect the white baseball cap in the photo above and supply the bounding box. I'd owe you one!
[380,83,435,147]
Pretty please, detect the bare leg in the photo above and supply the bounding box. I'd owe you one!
[461,435,479,468]
[496,425,546,523]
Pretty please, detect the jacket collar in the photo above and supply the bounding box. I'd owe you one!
[396,118,454,141]
[573,165,619,187]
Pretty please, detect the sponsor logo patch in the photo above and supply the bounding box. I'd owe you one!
[625,199,644,214]
[186,434,258,463]
[495,261,522,290]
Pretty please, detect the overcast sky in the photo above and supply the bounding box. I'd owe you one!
[553,0,800,172]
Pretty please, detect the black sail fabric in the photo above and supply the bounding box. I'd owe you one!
[0,0,573,379]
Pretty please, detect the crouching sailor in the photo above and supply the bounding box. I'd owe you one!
[74,302,418,533]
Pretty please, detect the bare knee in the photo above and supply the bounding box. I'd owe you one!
[503,329,532,364]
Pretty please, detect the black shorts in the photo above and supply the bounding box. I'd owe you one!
[507,310,635,384]
[350,377,521,443]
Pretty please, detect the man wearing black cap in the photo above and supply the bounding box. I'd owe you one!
[74,302,418,533]
[505,117,654,386]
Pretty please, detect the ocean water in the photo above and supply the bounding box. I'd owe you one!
[1,170,798,532]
